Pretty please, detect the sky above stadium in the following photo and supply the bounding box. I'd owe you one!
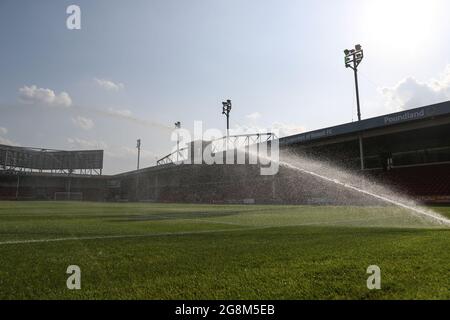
[0,0,449,173]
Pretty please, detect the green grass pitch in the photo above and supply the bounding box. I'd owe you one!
[0,201,449,299]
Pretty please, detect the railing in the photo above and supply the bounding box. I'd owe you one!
[156,133,277,166]
[156,147,189,166]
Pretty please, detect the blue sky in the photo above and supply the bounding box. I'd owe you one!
[0,0,449,173]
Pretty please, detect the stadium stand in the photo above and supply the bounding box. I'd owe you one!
[1,101,450,204]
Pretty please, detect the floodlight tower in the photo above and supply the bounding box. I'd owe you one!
[222,99,232,150]
[344,44,365,170]
[136,139,141,170]
[222,99,232,138]
[344,44,364,121]
[174,121,181,162]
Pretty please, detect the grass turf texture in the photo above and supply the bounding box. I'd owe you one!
[0,201,448,299]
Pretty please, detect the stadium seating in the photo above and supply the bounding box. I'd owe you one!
[369,164,450,201]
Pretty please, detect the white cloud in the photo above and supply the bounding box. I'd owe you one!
[19,85,72,108]
[0,136,16,146]
[246,112,262,120]
[67,137,107,150]
[72,116,94,130]
[380,65,450,111]
[0,127,20,146]
[94,78,124,91]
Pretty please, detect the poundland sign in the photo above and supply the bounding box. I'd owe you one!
[384,109,425,125]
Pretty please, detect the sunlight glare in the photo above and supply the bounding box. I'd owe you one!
[361,0,441,51]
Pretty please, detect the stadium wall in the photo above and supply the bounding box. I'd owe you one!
[1,154,449,204]
[0,172,107,201]
[107,163,385,205]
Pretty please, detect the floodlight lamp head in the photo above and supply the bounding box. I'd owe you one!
[355,44,362,51]
[344,49,350,56]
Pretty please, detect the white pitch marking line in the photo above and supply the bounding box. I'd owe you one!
[0,214,439,246]
[0,227,254,246]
